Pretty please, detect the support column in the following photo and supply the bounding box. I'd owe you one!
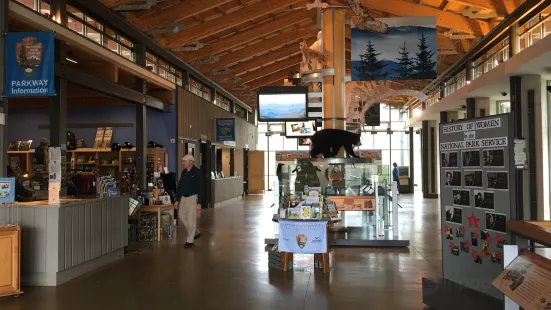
[409,127,414,193]
[509,24,519,58]
[322,9,346,134]
[50,0,67,26]
[466,98,476,119]
[51,40,68,194]
[466,61,474,82]
[440,111,448,123]
[0,0,8,176]
[135,43,147,188]
[422,121,429,198]
[511,75,523,220]
[230,148,235,176]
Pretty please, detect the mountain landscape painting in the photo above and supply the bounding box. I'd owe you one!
[351,16,437,81]
[258,94,307,120]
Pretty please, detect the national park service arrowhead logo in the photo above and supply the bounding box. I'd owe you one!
[296,234,307,249]
[16,36,43,78]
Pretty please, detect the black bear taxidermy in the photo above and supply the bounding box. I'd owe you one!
[310,129,361,158]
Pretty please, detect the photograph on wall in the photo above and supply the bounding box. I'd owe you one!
[451,246,459,256]
[491,252,502,264]
[444,171,462,187]
[483,148,505,168]
[481,230,492,242]
[471,232,478,246]
[456,227,465,238]
[285,120,317,138]
[462,150,481,167]
[460,241,470,253]
[474,190,494,210]
[486,212,507,233]
[441,151,458,168]
[464,170,483,188]
[487,171,509,190]
[298,138,311,146]
[351,16,436,81]
[445,227,454,240]
[452,189,470,207]
[445,206,463,224]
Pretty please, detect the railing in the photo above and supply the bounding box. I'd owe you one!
[404,0,551,119]
[13,0,252,122]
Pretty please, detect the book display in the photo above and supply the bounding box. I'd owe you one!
[265,157,409,251]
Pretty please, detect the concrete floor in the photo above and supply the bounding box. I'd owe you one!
[0,193,442,310]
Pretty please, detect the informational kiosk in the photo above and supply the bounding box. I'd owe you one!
[423,114,518,308]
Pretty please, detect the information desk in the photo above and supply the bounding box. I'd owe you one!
[211,176,243,207]
[0,196,128,286]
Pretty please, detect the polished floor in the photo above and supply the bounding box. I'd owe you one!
[0,193,441,310]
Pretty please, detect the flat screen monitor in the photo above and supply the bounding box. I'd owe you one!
[257,86,308,121]
[285,120,317,137]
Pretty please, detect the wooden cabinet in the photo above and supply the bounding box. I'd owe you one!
[0,226,22,297]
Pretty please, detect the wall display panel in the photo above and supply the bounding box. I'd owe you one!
[285,120,317,138]
[439,114,515,300]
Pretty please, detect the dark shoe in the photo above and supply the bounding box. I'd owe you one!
[194,233,202,240]
[184,243,194,248]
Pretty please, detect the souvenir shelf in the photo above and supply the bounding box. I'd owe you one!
[7,149,35,173]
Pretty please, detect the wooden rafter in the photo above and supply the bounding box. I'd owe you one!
[246,64,300,89]
[214,38,316,81]
[238,55,303,84]
[360,0,492,35]
[179,10,315,62]
[165,0,305,48]
[193,27,316,72]
[446,0,516,15]
[131,0,233,32]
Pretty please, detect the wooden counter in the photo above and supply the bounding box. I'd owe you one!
[0,225,22,297]
[508,220,551,247]
[0,196,128,286]
[211,177,244,207]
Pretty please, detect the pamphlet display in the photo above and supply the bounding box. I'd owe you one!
[439,114,515,299]
[0,178,16,204]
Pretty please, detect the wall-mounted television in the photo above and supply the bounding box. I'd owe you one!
[257,86,308,121]
[285,120,317,137]
[365,103,381,126]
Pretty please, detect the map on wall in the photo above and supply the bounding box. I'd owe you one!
[351,16,437,81]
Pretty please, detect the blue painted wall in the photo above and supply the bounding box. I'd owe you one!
[8,103,178,172]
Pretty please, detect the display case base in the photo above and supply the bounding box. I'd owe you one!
[265,236,409,247]
[422,277,502,310]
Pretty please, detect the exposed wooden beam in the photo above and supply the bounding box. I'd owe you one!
[179,10,315,62]
[246,65,300,89]
[238,55,303,84]
[165,0,304,48]
[215,38,316,81]
[361,0,492,35]
[131,0,233,32]
[446,0,516,15]
[193,28,316,72]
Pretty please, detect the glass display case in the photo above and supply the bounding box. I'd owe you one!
[266,157,409,247]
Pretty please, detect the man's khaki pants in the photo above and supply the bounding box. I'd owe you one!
[179,195,200,243]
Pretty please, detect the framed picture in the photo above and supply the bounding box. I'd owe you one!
[462,150,481,167]
[464,170,483,188]
[487,171,509,190]
[485,212,507,233]
[441,152,458,168]
[444,170,462,187]
[445,206,463,224]
[452,189,470,207]
[483,148,505,168]
[474,190,494,210]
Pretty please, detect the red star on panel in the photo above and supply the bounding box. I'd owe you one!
[486,233,492,242]
[465,240,471,248]
[497,252,503,260]
[495,235,504,243]
[460,226,467,233]
[471,249,477,258]
[467,212,480,228]
[472,230,479,238]
[482,251,489,257]
[449,242,456,250]
[443,225,450,233]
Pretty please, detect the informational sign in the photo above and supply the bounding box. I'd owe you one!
[0,178,16,204]
[359,150,382,160]
[329,196,376,211]
[278,220,327,254]
[439,114,514,300]
[216,118,235,142]
[493,251,551,310]
[5,32,55,97]
[276,151,310,161]
[514,139,527,169]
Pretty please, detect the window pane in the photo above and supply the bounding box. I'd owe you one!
[16,0,36,10]
[40,1,50,17]
[360,132,374,149]
[258,123,268,133]
[391,131,408,149]
[85,16,102,44]
[269,135,284,151]
[380,104,390,122]
[257,134,267,151]
[68,16,84,35]
[119,36,133,61]
[103,28,119,53]
[283,137,298,151]
[373,133,390,150]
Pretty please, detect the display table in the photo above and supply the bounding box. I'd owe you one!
[272,217,339,273]
[138,205,175,241]
[0,225,22,298]
[0,196,128,286]
[211,176,243,207]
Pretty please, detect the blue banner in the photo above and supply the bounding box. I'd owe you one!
[278,220,327,254]
[216,118,235,142]
[5,32,56,97]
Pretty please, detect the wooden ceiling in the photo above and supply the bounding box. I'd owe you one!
[100,0,522,107]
